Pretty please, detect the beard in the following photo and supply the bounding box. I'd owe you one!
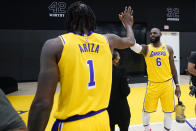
[150,36,160,43]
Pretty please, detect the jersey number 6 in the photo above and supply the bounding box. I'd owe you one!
[156,57,162,67]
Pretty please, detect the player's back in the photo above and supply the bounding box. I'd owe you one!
[55,32,112,120]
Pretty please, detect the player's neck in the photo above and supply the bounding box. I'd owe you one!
[75,28,89,35]
[152,42,161,48]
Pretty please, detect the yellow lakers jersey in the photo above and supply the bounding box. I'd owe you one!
[54,32,112,120]
[145,43,172,82]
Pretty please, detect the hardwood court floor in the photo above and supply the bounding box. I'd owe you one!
[6,75,196,131]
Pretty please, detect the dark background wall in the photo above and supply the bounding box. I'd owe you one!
[0,30,65,81]
[0,0,195,31]
[0,0,195,81]
[180,32,196,74]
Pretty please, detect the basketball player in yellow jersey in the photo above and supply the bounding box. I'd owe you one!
[28,2,136,131]
[127,28,181,131]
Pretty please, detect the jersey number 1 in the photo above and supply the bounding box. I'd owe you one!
[87,60,96,89]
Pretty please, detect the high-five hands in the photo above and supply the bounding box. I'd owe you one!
[119,6,134,28]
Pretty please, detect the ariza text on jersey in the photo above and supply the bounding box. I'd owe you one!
[78,43,99,53]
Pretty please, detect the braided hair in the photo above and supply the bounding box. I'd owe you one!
[66,1,96,34]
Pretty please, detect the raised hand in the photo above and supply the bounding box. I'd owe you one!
[119,6,134,28]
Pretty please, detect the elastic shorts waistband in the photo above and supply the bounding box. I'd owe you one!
[52,109,106,131]
[57,108,106,122]
[149,78,172,83]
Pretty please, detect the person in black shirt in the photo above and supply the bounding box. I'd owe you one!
[107,50,131,131]
[188,52,196,114]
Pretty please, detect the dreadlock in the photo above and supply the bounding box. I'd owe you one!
[65,1,96,34]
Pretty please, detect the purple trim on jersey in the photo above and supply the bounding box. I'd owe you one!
[143,81,157,113]
[172,80,175,112]
[52,109,106,130]
[87,31,94,36]
[148,78,172,83]
[72,31,94,36]
[143,82,149,112]
[144,110,156,113]
[163,79,175,113]
[62,108,105,122]
[59,122,62,131]
[52,121,63,131]
[52,121,59,131]
[60,35,66,45]
[163,110,174,113]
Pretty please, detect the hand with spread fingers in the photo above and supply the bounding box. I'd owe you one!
[119,6,134,28]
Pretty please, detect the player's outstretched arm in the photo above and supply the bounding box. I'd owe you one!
[118,6,148,56]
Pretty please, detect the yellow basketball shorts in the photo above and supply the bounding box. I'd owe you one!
[52,109,110,131]
[143,79,175,113]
